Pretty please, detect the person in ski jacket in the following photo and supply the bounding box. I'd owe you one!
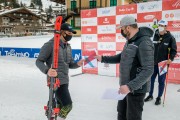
[144,19,177,105]
[95,16,154,120]
[36,23,84,120]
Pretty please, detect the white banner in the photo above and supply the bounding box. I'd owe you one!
[81,34,98,42]
[97,7,116,17]
[98,42,116,51]
[137,1,162,13]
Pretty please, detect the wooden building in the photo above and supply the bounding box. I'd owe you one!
[0,7,47,37]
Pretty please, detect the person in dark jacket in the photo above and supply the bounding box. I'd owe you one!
[144,19,177,105]
[36,23,84,120]
[95,16,154,120]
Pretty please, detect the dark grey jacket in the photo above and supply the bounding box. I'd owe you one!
[102,27,154,93]
[36,38,79,85]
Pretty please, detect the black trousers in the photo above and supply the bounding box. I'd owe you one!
[117,93,146,120]
[55,84,72,106]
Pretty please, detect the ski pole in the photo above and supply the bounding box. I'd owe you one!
[163,48,170,106]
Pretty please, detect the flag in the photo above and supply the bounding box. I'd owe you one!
[83,49,97,69]
[158,60,168,76]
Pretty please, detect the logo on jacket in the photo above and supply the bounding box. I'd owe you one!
[164,43,169,46]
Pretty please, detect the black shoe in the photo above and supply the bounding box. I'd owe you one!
[155,97,161,105]
[144,95,153,102]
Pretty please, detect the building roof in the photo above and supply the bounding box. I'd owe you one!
[50,0,65,5]
[0,7,47,22]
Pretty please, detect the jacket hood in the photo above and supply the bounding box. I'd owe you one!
[137,27,154,38]
[129,27,154,42]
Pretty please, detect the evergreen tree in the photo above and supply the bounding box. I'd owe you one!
[30,2,35,8]
[48,5,53,14]
[31,0,43,9]
[20,1,23,7]
[31,0,36,4]
[0,0,5,4]
[14,0,20,8]
[37,0,43,9]
[9,0,20,8]
[46,5,53,21]
[4,1,8,6]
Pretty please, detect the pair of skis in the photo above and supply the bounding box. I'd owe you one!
[44,16,63,120]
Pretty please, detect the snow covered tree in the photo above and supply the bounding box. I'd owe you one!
[20,1,23,7]
[37,0,43,9]
[29,2,35,8]
[9,0,20,8]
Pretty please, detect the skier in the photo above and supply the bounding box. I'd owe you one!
[36,23,84,120]
[144,19,177,105]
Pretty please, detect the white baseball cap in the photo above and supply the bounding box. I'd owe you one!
[158,19,168,26]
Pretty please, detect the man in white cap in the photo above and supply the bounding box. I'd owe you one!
[95,16,154,120]
[144,19,177,105]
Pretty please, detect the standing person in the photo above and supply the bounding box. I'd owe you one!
[144,19,177,105]
[36,23,84,120]
[95,16,154,120]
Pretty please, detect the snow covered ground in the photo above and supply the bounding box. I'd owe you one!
[0,56,180,120]
[0,35,180,120]
[0,35,81,49]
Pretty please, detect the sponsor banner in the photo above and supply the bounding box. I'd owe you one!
[171,31,180,42]
[98,34,116,42]
[137,11,162,23]
[116,64,120,77]
[98,42,116,51]
[116,33,126,42]
[138,22,153,28]
[168,68,180,84]
[81,17,97,26]
[97,7,116,17]
[168,53,180,84]
[72,49,82,62]
[116,51,122,77]
[0,47,81,62]
[162,0,180,11]
[80,1,180,83]
[176,42,180,52]
[0,47,39,58]
[82,67,98,74]
[81,26,97,34]
[81,34,98,42]
[116,14,137,24]
[82,42,97,51]
[116,24,121,33]
[97,25,116,34]
[116,4,137,15]
[162,10,180,21]
[97,16,116,25]
[170,54,180,68]
[116,42,126,51]
[98,51,116,76]
[167,21,180,31]
[81,9,97,18]
[137,1,162,13]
